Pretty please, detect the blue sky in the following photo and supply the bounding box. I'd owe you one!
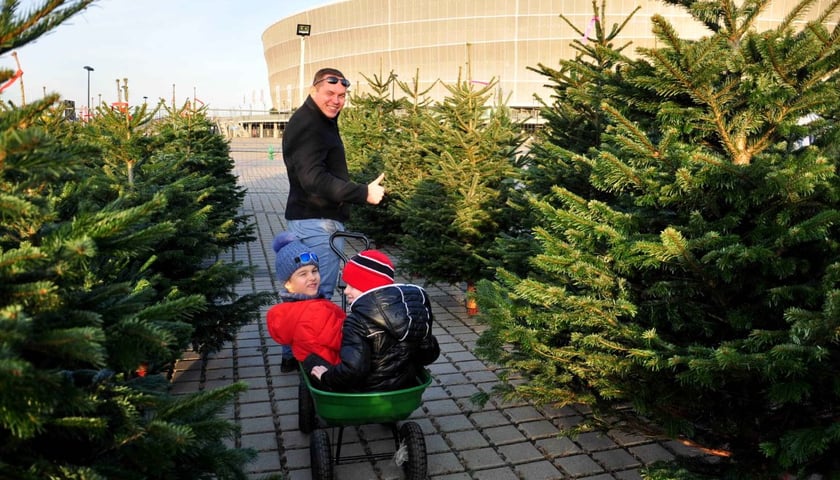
[4,0,334,111]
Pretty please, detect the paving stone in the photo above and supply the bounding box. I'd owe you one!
[555,453,605,476]
[577,431,620,451]
[239,416,277,435]
[240,431,279,451]
[237,388,269,404]
[334,460,377,479]
[444,429,490,449]
[519,420,562,439]
[435,414,474,432]
[466,370,500,383]
[429,362,460,375]
[425,398,463,416]
[609,429,650,446]
[614,469,645,480]
[445,351,479,362]
[427,451,466,476]
[555,414,587,430]
[504,405,544,423]
[446,383,481,399]
[245,449,283,475]
[470,410,509,428]
[460,447,507,470]
[536,435,582,457]
[284,468,312,480]
[425,433,451,453]
[431,473,472,480]
[592,448,641,470]
[514,460,565,480]
[498,441,546,464]
[629,442,677,464]
[456,360,488,372]
[435,372,471,385]
[239,400,274,418]
[280,429,310,449]
[483,425,527,445]
[470,466,519,479]
[423,385,451,401]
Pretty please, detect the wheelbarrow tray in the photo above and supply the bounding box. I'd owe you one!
[300,369,432,426]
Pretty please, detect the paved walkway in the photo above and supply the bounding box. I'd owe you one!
[170,139,705,479]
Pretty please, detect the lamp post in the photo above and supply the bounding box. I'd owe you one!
[296,24,311,106]
[83,66,94,116]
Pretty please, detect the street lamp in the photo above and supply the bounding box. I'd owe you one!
[83,65,94,116]
[296,24,311,106]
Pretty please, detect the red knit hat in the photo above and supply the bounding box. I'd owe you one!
[342,250,395,292]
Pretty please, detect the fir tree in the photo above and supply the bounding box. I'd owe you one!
[397,75,526,285]
[493,1,643,277]
[1,2,263,477]
[476,0,840,476]
[343,70,438,245]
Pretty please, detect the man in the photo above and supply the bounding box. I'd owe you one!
[282,67,385,301]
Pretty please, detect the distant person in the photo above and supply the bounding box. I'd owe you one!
[305,250,440,392]
[282,67,385,301]
[267,232,345,372]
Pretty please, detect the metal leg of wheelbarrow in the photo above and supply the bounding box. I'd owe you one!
[334,426,345,464]
[331,423,404,465]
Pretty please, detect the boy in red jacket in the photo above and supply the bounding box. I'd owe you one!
[266,232,345,373]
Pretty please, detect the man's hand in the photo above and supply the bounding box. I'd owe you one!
[311,365,328,380]
[366,173,385,205]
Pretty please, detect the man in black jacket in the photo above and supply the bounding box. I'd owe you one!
[281,68,385,370]
[305,250,440,392]
[282,67,385,301]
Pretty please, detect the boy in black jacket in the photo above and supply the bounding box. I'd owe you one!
[304,250,440,392]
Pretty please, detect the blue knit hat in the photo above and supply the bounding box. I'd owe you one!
[273,231,319,282]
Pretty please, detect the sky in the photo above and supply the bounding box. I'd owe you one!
[5,0,335,112]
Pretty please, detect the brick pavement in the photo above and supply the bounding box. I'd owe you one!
[169,138,706,479]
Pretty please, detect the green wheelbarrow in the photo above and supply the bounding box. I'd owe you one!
[298,368,433,480]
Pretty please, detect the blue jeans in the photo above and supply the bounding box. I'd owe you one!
[286,218,345,301]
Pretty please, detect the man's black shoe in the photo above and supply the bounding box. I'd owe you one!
[280,357,296,373]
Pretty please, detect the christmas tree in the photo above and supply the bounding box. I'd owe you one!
[476,0,840,476]
[397,73,526,285]
[1,2,264,477]
[343,70,438,246]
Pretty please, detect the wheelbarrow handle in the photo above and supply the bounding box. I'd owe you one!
[329,231,371,262]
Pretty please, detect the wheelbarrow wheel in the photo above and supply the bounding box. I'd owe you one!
[298,375,316,433]
[310,429,333,480]
[398,421,427,480]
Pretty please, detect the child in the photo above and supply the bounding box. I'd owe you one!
[266,232,345,373]
[304,250,440,392]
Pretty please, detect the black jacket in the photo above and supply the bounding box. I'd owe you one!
[282,96,367,222]
[304,284,440,392]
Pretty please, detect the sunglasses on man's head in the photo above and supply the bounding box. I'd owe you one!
[295,252,318,264]
[313,76,351,88]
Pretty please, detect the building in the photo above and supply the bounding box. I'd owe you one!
[261,0,833,115]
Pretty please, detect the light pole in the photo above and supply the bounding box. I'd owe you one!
[83,66,94,116]
[296,24,311,106]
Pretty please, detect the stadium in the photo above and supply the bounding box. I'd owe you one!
[213,0,834,139]
[261,0,829,112]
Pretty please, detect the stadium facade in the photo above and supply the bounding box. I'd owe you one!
[261,0,832,114]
